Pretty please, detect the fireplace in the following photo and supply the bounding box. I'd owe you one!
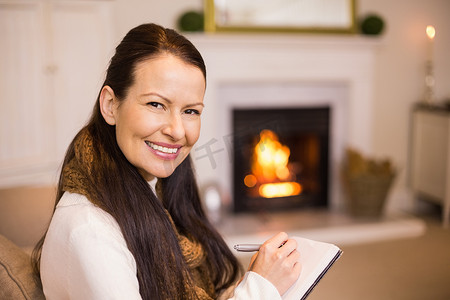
[187,34,378,213]
[233,107,330,212]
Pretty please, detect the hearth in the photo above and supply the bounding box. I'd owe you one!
[232,107,330,213]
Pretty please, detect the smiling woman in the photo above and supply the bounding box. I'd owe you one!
[99,55,206,180]
[31,23,302,300]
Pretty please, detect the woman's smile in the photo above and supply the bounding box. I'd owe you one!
[145,141,181,160]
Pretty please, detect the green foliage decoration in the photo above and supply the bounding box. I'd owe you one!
[360,14,385,36]
[177,11,204,32]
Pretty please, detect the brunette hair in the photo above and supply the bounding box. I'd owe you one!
[33,23,241,299]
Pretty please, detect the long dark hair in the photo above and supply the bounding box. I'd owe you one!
[33,23,241,299]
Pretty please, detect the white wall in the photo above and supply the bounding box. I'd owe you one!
[112,0,203,41]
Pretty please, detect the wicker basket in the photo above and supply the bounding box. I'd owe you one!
[344,173,395,217]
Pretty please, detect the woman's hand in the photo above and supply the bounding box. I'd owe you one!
[247,232,302,296]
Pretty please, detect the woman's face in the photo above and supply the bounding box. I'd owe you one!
[102,54,205,181]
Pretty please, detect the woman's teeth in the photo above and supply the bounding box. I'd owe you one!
[146,142,178,154]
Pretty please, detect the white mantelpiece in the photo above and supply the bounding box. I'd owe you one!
[188,33,380,211]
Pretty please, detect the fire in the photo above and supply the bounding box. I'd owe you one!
[244,130,302,198]
[259,182,302,198]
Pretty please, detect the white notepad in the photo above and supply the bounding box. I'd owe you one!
[282,237,342,300]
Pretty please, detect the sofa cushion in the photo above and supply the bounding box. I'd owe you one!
[0,234,45,300]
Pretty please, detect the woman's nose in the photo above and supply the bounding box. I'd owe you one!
[161,112,185,141]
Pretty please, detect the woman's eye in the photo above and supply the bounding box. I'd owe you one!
[148,102,164,109]
[185,109,200,115]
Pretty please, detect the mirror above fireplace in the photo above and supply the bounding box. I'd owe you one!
[204,0,356,33]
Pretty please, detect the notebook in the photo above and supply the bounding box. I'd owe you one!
[282,236,342,300]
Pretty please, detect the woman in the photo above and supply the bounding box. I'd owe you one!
[33,23,301,299]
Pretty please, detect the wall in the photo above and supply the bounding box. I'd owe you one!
[112,0,203,41]
[0,186,55,250]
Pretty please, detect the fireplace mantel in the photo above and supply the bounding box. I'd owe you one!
[187,33,381,211]
[187,32,381,49]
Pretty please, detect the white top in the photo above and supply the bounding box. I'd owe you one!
[40,192,281,300]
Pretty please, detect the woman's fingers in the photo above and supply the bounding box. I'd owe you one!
[248,232,302,295]
[262,231,289,250]
[277,238,298,258]
[287,245,301,262]
[248,252,258,270]
[260,236,298,263]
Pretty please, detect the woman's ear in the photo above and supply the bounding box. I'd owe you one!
[99,86,117,125]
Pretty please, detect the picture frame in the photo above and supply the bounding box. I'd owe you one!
[204,0,357,34]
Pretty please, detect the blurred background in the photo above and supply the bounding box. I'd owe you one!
[1,0,449,299]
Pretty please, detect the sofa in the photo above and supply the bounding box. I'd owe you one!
[0,185,55,299]
[0,234,45,299]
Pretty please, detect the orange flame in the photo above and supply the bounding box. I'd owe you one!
[244,130,302,198]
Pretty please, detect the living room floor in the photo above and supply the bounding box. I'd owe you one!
[308,212,450,300]
[219,207,450,300]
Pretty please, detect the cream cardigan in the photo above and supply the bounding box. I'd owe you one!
[40,192,281,300]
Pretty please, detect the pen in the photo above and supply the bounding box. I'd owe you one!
[233,244,262,252]
[234,240,288,252]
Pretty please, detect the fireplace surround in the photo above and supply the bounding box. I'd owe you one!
[188,33,379,212]
[202,80,349,213]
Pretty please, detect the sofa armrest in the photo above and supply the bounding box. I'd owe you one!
[0,234,45,300]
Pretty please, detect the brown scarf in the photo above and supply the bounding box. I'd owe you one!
[61,129,215,299]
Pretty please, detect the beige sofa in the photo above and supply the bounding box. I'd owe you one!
[0,185,55,299]
[0,234,45,299]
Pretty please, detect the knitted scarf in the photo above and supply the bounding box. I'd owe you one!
[61,129,215,299]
